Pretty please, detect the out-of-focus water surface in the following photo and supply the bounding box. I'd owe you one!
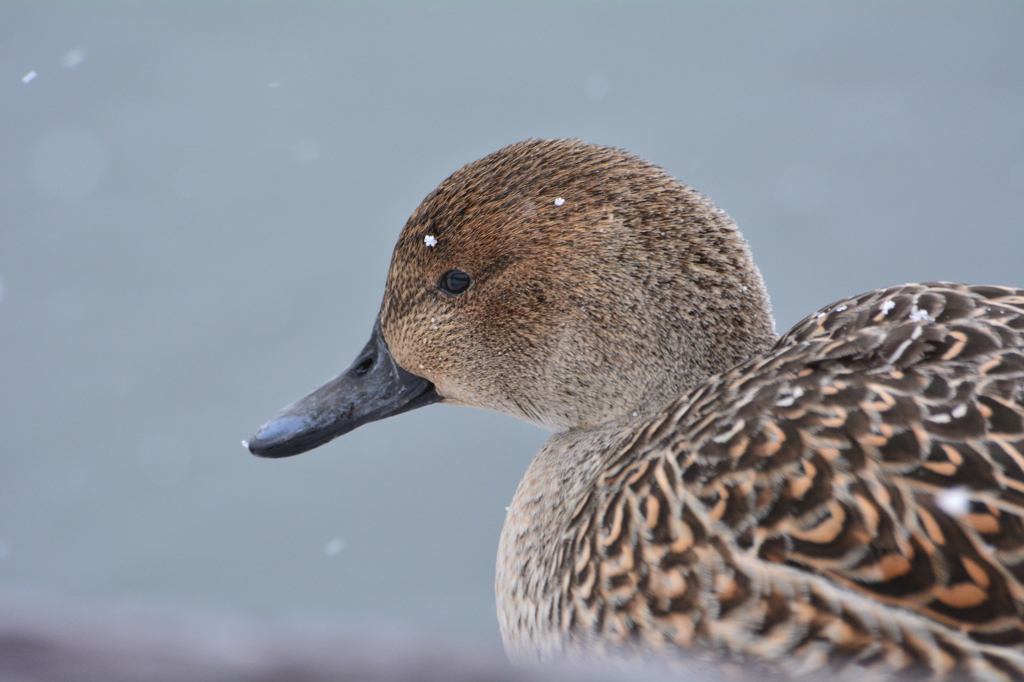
[1,1,1022,653]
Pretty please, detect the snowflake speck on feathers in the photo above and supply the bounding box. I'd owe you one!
[909,305,935,322]
[935,487,971,517]
[424,235,438,248]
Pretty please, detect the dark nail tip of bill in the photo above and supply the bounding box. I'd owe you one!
[245,413,349,459]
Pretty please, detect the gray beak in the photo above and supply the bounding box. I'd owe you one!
[247,319,440,458]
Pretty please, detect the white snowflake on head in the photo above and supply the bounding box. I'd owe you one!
[879,300,895,316]
[424,234,438,248]
[554,197,565,206]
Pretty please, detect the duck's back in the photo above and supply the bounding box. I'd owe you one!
[505,283,1024,680]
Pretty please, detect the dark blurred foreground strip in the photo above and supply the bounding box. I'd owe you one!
[0,590,733,682]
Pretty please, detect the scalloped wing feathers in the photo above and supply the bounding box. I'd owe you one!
[558,284,1024,679]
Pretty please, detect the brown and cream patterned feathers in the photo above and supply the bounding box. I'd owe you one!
[555,283,1024,679]
[249,140,1024,681]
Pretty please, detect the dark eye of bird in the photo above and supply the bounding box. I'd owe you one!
[438,269,471,296]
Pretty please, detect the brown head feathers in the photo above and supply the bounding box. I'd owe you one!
[381,139,776,430]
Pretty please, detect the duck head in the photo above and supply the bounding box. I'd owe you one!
[248,139,775,458]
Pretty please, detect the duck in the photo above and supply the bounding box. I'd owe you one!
[247,139,1024,680]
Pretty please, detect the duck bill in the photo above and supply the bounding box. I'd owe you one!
[247,319,440,459]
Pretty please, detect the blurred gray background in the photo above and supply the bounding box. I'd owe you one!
[1,0,1023,657]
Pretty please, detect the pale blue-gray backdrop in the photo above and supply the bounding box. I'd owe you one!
[2,1,1023,652]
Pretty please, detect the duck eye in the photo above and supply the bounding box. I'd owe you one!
[438,269,471,296]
